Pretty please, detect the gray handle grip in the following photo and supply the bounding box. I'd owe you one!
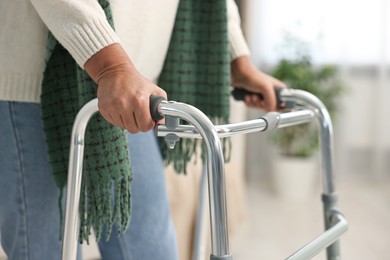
[231,87,284,108]
[149,95,166,121]
[231,87,295,109]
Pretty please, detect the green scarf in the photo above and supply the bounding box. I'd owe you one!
[41,0,230,243]
[158,0,231,173]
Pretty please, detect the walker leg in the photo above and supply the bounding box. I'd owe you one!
[62,100,98,260]
[280,89,347,259]
[192,164,209,260]
[322,194,342,260]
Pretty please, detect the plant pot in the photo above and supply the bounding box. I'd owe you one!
[271,154,318,200]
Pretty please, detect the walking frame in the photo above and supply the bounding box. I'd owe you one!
[62,88,348,260]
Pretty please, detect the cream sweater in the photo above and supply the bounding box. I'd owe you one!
[0,0,250,103]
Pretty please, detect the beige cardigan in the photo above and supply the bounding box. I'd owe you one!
[0,0,249,103]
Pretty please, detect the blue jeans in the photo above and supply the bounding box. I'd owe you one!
[0,101,178,260]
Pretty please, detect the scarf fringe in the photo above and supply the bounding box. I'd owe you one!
[78,171,131,243]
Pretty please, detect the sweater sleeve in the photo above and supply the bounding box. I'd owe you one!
[227,0,250,61]
[29,0,120,67]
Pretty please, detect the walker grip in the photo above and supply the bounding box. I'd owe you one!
[149,95,166,121]
[231,87,284,109]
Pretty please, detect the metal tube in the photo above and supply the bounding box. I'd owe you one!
[280,89,335,194]
[159,101,231,257]
[156,110,315,139]
[192,164,209,260]
[156,119,267,139]
[280,88,342,259]
[63,91,345,260]
[278,110,316,128]
[62,99,99,260]
[286,214,348,260]
[64,99,231,258]
[322,194,342,259]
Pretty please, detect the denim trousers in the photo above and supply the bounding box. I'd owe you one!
[0,101,178,260]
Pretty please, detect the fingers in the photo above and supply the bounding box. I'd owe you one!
[262,85,277,111]
[238,72,283,112]
[152,88,167,126]
[132,95,155,132]
[97,82,167,133]
[244,94,266,109]
[98,96,156,134]
[98,110,112,124]
[98,98,133,132]
[242,87,275,111]
[120,111,139,134]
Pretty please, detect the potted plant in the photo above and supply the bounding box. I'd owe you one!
[269,35,347,199]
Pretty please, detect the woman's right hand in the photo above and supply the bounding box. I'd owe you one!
[85,43,166,133]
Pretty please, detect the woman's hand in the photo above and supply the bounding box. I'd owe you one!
[85,43,166,133]
[231,56,285,111]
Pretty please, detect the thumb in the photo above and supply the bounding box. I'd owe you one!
[262,84,277,111]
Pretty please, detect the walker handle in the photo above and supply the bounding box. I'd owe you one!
[231,87,288,109]
[150,95,166,121]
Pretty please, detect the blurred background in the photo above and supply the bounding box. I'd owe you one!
[240,0,390,180]
[230,0,390,259]
[2,0,388,259]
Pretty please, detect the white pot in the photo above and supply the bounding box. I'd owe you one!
[272,155,318,200]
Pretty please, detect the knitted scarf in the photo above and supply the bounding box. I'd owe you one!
[41,0,230,243]
[158,0,231,173]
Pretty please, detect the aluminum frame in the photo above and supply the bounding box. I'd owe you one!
[61,89,348,260]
